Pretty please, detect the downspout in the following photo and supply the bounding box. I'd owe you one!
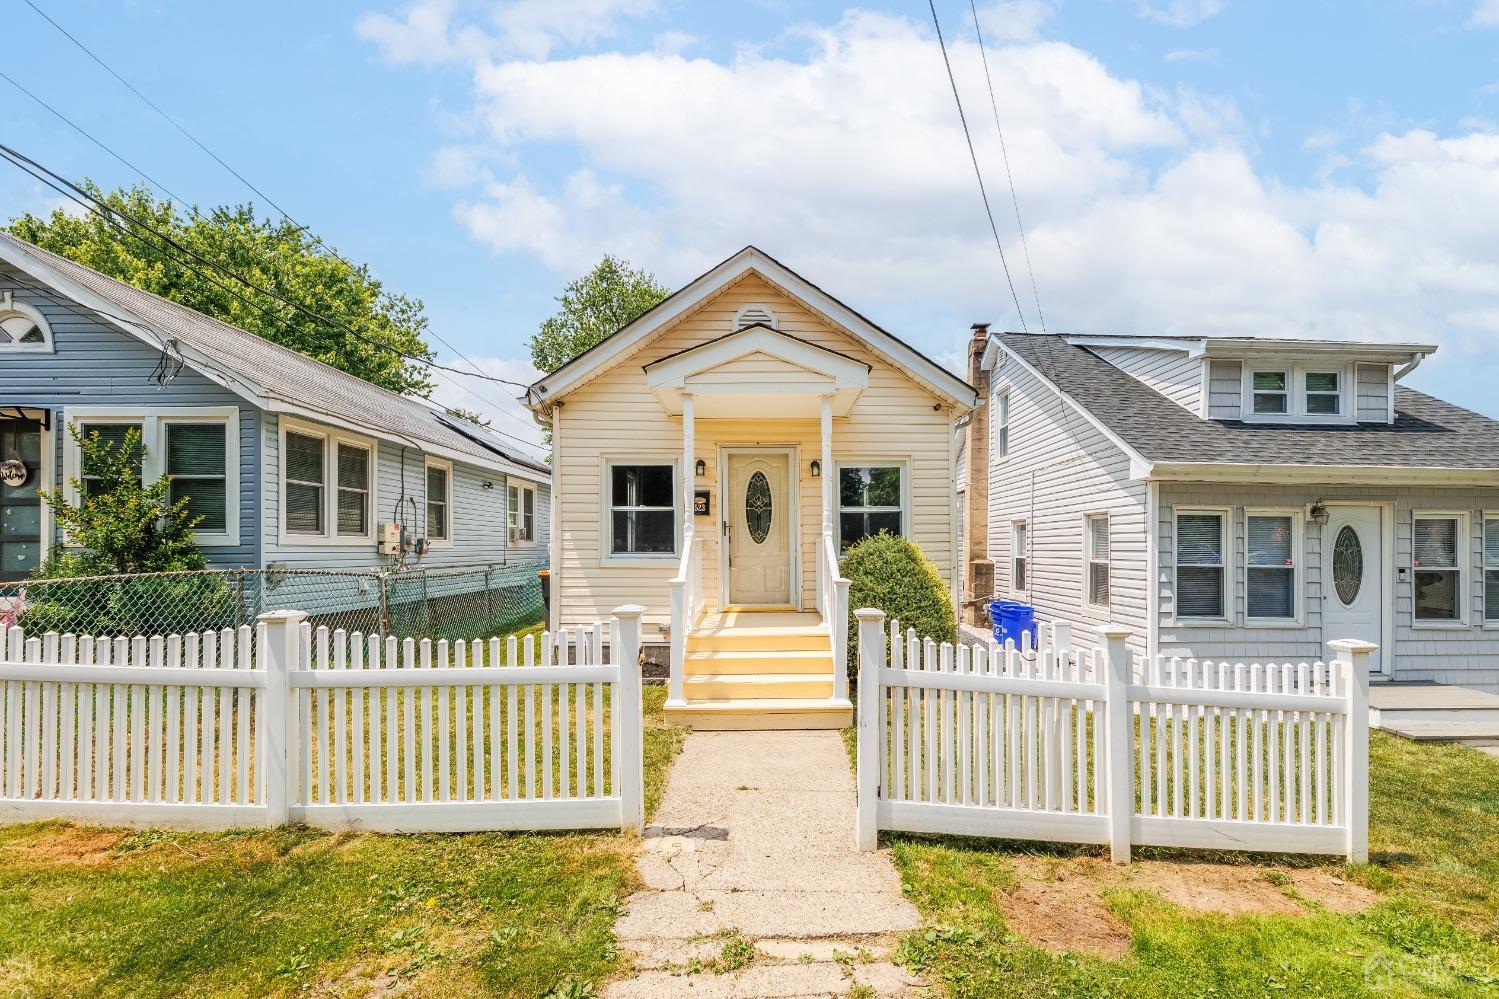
[548,402,562,633]
[1146,480,1159,664]
[949,412,971,619]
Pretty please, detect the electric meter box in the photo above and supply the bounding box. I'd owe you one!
[379,523,403,556]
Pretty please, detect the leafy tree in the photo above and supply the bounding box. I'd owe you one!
[9,184,435,396]
[443,406,492,427]
[35,425,206,577]
[529,255,669,374]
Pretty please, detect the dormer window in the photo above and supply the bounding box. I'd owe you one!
[0,291,53,352]
[1305,372,1341,415]
[1251,370,1288,414]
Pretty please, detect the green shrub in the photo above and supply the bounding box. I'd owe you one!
[841,533,955,679]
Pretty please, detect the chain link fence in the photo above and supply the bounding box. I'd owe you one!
[0,562,546,643]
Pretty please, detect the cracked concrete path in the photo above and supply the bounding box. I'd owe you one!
[605,730,928,999]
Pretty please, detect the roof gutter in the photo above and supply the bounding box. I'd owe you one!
[1146,460,1499,487]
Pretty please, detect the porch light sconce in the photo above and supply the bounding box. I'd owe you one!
[481,480,495,490]
[810,459,821,478]
[694,459,706,477]
[1309,500,1330,526]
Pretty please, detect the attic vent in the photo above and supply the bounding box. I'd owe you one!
[733,303,778,331]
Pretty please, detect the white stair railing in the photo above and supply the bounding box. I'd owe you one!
[819,530,851,703]
[667,536,703,707]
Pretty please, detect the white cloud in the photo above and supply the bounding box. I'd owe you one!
[974,1,1056,43]
[357,0,657,64]
[1164,47,1218,63]
[1471,1,1499,27]
[1136,1,1225,28]
[369,4,1499,413]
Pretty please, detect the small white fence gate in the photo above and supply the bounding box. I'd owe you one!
[854,610,1372,862]
[0,606,646,833]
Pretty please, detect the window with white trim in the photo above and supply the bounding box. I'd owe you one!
[0,291,53,352]
[1414,514,1465,622]
[1304,371,1341,416]
[1011,520,1027,593]
[1085,514,1110,607]
[1485,516,1499,623]
[508,481,536,543]
[1250,370,1289,414]
[425,461,450,542]
[1175,511,1227,619]
[608,463,676,556]
[996,390,1010,459]
[280,420,375,543]
[1246,512,1297,620]
[838,464,904,548]
[66,409,238,545]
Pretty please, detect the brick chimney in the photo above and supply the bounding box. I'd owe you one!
[964,323,994,625]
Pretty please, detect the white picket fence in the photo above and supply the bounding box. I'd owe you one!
[0,605,646,833]
[854,611,1372,862]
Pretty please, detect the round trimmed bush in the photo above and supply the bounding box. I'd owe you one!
[841,532,956,678]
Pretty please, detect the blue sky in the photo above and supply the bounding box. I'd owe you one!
[5,1,1499,452]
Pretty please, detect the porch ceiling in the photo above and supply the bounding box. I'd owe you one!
[644,324,869,418]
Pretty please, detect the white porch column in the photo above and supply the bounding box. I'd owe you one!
[820,394,833,536]
[682,392,696,547]
[668,393,695,708]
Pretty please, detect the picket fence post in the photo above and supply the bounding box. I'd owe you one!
[1100,626,1133,864]
[612,604,646,833]
[258,609,307,826]
[1329,638,1375,863]
[854,607,887,852]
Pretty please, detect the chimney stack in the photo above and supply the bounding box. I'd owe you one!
[964,324,994,626]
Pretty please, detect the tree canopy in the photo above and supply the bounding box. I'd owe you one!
[529,255,670,374]
[9,184,436,396]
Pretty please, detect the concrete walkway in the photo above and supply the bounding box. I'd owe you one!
[605,730,928,998]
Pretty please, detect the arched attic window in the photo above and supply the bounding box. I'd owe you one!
[733,303,778,331]
[0,292,53,352]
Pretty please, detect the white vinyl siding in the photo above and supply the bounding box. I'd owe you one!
[1246,511,1298,622]
[1207,359,1243,420]
[1089,346,1203,414]
[1356,363,1393,424]
[1414,513,1466,624]
[1175,510,1228,621]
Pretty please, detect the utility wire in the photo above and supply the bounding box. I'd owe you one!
[966,0,1046,332]
[0,149,546,455]
[0,142,533,390]
[925,0,1029,333]
[20,0,527,420]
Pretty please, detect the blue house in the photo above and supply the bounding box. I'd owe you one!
[0,232,550,587]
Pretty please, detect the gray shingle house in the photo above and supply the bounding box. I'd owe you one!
[973,329,1499,691]
[0,232,549,583]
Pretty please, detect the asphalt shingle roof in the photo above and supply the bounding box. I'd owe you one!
[1,232,548,476]
[1000,333,1499,470]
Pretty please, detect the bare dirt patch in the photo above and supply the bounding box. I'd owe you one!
[8,826,124,867]
[997,858,1133,960]
[1125,863,1303,916]
[1287,869,1381,913]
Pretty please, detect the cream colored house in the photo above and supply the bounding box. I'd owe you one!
[526,247,977,728]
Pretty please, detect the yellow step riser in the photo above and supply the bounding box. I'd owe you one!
[664,707,852,731]
[685,677,835,699]
[685,654,833,676]
[687,634,832,653]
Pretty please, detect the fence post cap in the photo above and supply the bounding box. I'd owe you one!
[853,607,886,622]
[257,609,308,624]
[1327,638,1378,655]
[611,604,647,619]
[1098,625,1133,639]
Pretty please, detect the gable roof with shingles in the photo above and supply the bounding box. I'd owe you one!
[0,232,549,479]
[997,333,1499,471]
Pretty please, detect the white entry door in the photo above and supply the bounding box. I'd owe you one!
[726,451,793,606]
[1322,506,1384,674]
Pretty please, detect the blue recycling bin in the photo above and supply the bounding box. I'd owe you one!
[989,599,1036,648]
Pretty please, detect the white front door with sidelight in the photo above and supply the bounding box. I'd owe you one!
[724,450,793,607]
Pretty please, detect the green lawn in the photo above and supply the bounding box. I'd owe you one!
[0,683,686,999]
[881,733,1499,998]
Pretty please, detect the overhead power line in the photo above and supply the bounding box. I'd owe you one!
[966,0,1046,332]
[925,0,1029,333]
[20,0,532,428]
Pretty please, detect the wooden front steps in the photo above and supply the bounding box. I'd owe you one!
[666,611,851,731]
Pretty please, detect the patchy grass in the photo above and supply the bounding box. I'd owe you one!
[0,682,686,998]
[884,733,1499,997]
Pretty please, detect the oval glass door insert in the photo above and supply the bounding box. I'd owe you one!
[1333,525,1363,606]
[746,470,772,544]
